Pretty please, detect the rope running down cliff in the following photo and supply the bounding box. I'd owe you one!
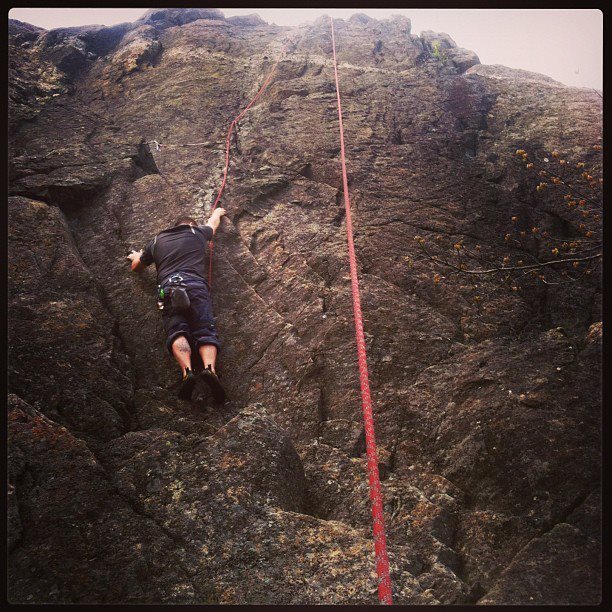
[328,16,393,605]
[206,41,295,286]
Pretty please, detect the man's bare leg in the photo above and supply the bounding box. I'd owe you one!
[198,344,217,374]
[198,343,225,402]
[172,335,192,376]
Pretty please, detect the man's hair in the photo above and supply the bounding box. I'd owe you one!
[174,216,197,227]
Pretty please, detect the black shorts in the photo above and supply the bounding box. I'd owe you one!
[161,279,221,354]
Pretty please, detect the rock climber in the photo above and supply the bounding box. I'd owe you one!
[127,208,227,403]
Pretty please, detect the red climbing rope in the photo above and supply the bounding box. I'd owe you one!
[208,47,287,285]
[329,16,393,605]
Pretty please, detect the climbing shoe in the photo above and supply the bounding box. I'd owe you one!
[178,368,197,401]
[200,365,226,404]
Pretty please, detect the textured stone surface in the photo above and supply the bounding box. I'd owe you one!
[7,394,203,603]
[8,9,601,605]
[8,196,134,447]
[478,523,601,605]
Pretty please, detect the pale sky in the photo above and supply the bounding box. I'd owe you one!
[9,8,602,90]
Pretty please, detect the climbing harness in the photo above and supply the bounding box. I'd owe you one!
[151,229,196,311]
[157,272,192,312]
[329,16,393,605]
[156,284,190,312]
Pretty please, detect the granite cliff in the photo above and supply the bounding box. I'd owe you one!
[8,9,602,604]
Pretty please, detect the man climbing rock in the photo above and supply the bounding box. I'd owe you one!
[127,208,227,402]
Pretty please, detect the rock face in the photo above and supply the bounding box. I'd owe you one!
[8,9,601,605]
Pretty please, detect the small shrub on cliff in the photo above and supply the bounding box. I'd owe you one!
[415,144,602,303]
[431,40,448,63]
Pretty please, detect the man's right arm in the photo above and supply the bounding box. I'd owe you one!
[206,208,226,235]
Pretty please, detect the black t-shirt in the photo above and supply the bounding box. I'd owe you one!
[140,224,214,285]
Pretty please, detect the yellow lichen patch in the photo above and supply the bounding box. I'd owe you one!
[169,480,185,503]
[218,454,248,470]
